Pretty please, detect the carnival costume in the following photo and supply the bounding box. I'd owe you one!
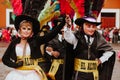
[63,0,115,80]
[46,34,67,80]
[2,0,65,80]
[3,0,115,80]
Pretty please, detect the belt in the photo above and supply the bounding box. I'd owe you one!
[74,58,99,80]
[48,59,64,80]
[16,57,47,80]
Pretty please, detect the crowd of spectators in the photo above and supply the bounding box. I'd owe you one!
[97,27,120,44]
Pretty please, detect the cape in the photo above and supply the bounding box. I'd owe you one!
[63,31,116,80]
[63,47,115,80]
[63,43,74,80]
[99,51,116,80]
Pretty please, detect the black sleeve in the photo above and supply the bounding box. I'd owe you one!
[2,41,23,68]
[36,20,65,44]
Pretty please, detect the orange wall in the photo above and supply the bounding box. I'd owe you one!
[0,0,120,29]
[104,0,120,8]
[0,0,8,28]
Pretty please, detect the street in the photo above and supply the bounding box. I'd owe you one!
[0,41,120,80]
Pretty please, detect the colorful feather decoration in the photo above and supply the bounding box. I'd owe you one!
[38,0,61,28]
[38,0,75,28]
[67,0,84,18]
[23,0,48,19]
[68,0,105,18]
[10,0,48,18]
[10,0,105,30]
[10,0,23,16]
[59,0,74,18]
[92,0,105,17]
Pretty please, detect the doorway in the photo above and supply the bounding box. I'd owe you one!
[101,13,115,28]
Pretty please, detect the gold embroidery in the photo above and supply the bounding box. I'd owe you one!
[74,58,98,80]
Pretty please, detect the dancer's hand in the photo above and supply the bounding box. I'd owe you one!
[65,14,72,28]
[52,51,60,58]
[46,47,53,52]
[96,58,101,65]
[16,60,23,68]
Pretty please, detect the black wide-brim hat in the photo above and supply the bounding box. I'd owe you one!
[15,15,40,35]
[75,16,102,26]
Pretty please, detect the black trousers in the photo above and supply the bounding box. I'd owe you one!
[73,71,94,80]
[55,64,63,80]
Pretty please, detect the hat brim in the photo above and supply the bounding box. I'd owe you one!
[15,15,40,35]
[75,18,101,26]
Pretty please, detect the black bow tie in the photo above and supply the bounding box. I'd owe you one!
[87,35,90,43]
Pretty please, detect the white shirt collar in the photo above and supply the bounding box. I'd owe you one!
[84,35,94,45]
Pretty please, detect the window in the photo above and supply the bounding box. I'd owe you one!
[6,9,14,28]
